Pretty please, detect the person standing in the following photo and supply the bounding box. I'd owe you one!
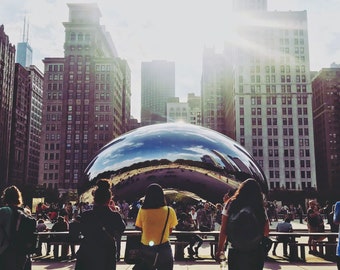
[306,200,325,254]
[0,185,32,269]
[216,179,269,270]
[333,201,340,270]
[75,180,126,270]
[197,202,212,232]
[134,183,178,270]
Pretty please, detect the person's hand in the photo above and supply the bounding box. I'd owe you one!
[215,250,226,263]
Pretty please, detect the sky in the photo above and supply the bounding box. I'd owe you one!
[1,0,340,121]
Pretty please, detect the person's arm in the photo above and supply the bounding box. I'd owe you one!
[333,202,340,225]
[216,213,228,260]
[263,219,270,237]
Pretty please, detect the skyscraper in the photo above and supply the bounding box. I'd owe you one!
[0,25,15,189]
[312,68,340,195]
[231,5,317,191]
[141,60,175,126]
[16,17,32,67]
[201,47,234,138]
[9,64,43,186]
[39,4,131,193]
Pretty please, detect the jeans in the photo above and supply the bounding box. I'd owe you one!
[228,246,265,270]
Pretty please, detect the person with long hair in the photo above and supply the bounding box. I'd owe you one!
[216,178,269,270]
[134,183,178,270]
[75,179,126,270]
[0,185,32,270]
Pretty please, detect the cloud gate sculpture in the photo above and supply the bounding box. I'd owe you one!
[79,123,268,204]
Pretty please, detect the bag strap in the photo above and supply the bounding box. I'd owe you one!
[152,207,170,267]
[159,206,170,245]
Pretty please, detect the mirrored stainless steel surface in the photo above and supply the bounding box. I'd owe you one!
[79,123,268,203]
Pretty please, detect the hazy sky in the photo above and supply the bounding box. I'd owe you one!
[1,0,340,120]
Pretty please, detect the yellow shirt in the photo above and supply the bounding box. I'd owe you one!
[135,206,178,246]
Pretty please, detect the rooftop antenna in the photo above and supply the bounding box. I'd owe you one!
[22,15,26,42]
[26,17,29,43]
[22,12,30,43]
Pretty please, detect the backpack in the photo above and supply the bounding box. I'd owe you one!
[11,208,37,255]
[226,206,263,251]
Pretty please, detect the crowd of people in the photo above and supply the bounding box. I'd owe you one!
[0,181,339,270]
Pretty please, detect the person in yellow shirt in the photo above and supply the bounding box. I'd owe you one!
[135,183,178,270]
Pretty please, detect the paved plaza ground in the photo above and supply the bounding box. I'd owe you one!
[31,220,338,269]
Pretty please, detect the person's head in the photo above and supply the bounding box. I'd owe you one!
[308,200,316,209]
[1,185,23,206]
[231,178,264,208]
[38,219,45,224]
[93,179,112,206]
[57,216,65,223]
[142,183,166,209]
[216,203,222,210]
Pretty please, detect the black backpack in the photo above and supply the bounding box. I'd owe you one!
[226,206,263,251]
[11,208,37,255]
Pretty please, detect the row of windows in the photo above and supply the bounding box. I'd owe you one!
[48,65,64,72]
[269,181,312,190]
[44,115,59,124]
[96,65,112,72]
[69,55,91,63]
[95,84,111,91]
[246,117,309,126]
[43,163,59,170]
[250,64,306,74]
[240,106,309,116]
[48,74,63,81]
[68,64,90,72]
[69,74,90,81]
[45,134,60,141]
[239,84,308,94]
[70,32,91,42]
[47,83,63,91]
[279,47,305,54]
[44,152,60,160]
[240,74,308,84]
[43,173,59,180]
[69,45,90,51]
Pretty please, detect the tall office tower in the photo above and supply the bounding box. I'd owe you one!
[201,47,234,138]
[141,60,175,126]
[9,64,43,186]
[26,66,43,185]
[232,7,317,190]
[0,25,16,189]
[9,64,30,185]
[16,18,32,67]
[119,59,131,133]
[39,4,130,192]
[312,68,340,196]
